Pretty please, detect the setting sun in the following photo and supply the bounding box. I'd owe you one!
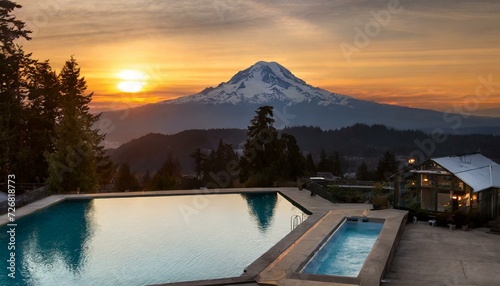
[117,70,147,93]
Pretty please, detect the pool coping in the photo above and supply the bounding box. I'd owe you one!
[0,187,407,286]
[278,210,408,286]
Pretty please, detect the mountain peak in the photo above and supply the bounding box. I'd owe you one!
[163,61,352,106]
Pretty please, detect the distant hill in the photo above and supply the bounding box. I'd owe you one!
[97,61,500,147]
[108,124,500,176]
[108,129,246,175]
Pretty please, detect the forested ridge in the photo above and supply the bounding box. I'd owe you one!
[110,123,500,176]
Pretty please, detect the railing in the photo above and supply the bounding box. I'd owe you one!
[0,184,49,215]
[291,215,302,231]
[301,179,337,203]
[329,180,394,188]
[0,183,46,194]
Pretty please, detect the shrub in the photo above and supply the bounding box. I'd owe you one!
[372,195,389,209]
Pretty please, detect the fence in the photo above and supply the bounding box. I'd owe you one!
[329,180,395,188]
[0,184,49,215]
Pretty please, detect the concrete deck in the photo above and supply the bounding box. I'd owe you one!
[0,187,407,286]
[256,208,407,286]
[382,222,500,286]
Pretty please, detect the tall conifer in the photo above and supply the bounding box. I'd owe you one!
[46,57,104,193]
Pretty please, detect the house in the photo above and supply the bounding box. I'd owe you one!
[394,153,500,219]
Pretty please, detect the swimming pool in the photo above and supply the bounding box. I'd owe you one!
[0,192,306,286]
[301,219,383,277]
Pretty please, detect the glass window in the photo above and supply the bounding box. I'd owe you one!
[437,192,451,212]
[421,189,435,211]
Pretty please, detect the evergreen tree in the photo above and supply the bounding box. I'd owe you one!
[115,163,139,192]
[195,140,238,187]
[317,149,331,171]
[276,133,304,179]
[142,170,152,190]
[213,140,238,173]
[190,147,206,180]
[96,148,114,189]
[0,0,32,180]
[356,161,372,181]
[45,57,104,193]
[151,153,182,190]
[330,151,342,177]
[304,152,316,176]
[375,151,399,181]
[239,105,280,186]
[19,60,61,182]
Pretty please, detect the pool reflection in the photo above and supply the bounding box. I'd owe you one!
[0,200,95,284]
[241,192,278,232]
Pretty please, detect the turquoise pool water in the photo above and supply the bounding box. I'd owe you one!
[0,192,306,286]
[302,220,383,277]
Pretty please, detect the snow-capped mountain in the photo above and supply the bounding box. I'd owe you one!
[98,61,500,148]
[163,61,351,106]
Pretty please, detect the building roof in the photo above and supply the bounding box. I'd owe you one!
[432,153,500,192]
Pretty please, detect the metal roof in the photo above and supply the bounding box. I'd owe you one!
[432,154,500,192]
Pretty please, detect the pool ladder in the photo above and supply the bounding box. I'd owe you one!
[291,214,305,231]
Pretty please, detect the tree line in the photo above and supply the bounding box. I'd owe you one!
[1,1,112,193]
[113,106,401,191]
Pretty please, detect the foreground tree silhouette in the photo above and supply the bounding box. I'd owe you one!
[240,105,304,186]
[0,0,32,179]
[190,147,206,180]
[239,106,280,186]
[46,58,105,193]
[21,61,62,181]
[375,151,399,181]
[1,2,112,188]
[151,153,182,190]
[115,163,139,192]
[356,161,372,181]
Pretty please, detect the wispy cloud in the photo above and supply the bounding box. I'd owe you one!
[13,0,500,112]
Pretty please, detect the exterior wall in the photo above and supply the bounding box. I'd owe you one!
[479,188,500,218]
[396,161,474,213]
[395,157,499,220]
[497,189,500,218]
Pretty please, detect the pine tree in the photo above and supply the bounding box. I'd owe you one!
[0,0,32,179]
[209,140,239,186]
[277,133,304,179]
[214,140,238,173]
[151,153,182,190]
[115,163,139,192]
[45,57,104,193]
[142,170,152,190]
[19,60,61,182]
[304,152,316,176]
[330,151,342,177]
[317,149,330,171]
[239,105,280,185]
[356,161,372,181]
[190,147,206,180]
[375,151,399,181]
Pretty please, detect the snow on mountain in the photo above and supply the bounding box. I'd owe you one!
[98,61,500,147]
[162,61,352,106]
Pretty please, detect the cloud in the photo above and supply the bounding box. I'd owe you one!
[13,0,500,111]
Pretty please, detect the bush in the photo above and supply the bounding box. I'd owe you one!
[467,209,489,228]
[407,198,421,211]
[328,187,368,203]
[372,195,389,209]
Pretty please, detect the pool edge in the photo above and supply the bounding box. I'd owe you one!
[1,188,401,286]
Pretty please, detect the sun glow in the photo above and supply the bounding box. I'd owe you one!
[117,70,147,93]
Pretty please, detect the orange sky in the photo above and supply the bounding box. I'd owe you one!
[14,0,500,115]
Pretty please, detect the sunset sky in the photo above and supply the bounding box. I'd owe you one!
[14,0,500,114]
